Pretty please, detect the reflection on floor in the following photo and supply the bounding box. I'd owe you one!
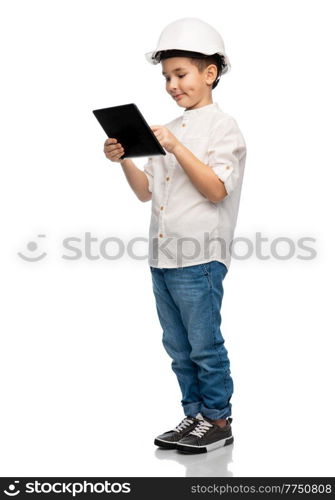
[154,443,234,477]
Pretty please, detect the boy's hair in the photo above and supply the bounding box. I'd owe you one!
[157,50,225,89]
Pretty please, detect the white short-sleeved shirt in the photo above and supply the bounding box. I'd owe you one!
[143,102,247,269]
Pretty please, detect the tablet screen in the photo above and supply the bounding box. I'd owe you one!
[93,103,166,159]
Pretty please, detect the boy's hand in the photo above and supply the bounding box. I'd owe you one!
[150,125,180,154]
[104,138,125,163]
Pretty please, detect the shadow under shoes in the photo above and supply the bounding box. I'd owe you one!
[176,417,234,454]
[154,414,204,450]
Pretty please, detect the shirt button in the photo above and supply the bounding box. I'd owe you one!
[160,206,164,210]
[226,165,231,169]
[166,176,170,181]
[181,123,186,127]
[159,233,163,238]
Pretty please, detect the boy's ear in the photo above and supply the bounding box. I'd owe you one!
[206,64,218,83]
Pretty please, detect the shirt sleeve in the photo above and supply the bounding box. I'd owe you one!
[143,157,153,193]
[208,116,247,196]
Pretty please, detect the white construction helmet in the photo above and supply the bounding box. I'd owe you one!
[145,17,231,89]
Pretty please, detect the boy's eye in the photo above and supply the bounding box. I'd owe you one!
[165,74,186,81]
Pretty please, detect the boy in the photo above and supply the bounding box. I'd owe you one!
[103,17,247,454]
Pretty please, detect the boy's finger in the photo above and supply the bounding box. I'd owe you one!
[105,143,123,151]
[105,138,117,145]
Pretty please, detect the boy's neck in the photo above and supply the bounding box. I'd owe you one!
[185,97,213,111]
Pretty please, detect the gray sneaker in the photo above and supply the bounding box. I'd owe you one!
[154,414,204,449]
[176,417,234,454]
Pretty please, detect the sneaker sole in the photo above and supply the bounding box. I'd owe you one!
[177,435,234,454]
[154,438,178,449]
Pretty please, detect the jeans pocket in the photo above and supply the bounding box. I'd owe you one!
[216,261,228,277]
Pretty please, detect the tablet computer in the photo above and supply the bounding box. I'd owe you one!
[92,103,166,159]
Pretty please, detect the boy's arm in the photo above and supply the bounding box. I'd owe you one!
[172,143,228,203]
[150,122,243,204]
[120,158,152,202]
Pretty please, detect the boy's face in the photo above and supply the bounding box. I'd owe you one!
[161,57,217,110]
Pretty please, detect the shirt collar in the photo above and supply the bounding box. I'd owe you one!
[183,102,219,118]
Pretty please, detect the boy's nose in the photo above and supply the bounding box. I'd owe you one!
[168,82,179,92]
[167,78,178,88]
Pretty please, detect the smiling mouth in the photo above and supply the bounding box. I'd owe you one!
[174,93,185,99]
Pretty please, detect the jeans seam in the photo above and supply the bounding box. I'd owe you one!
[210,268,228,400]
[201,262,212,288]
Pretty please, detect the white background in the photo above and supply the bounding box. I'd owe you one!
[1,0,334,477]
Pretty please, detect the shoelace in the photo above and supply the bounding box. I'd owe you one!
[189,419,213,438]
[173,417,196,433]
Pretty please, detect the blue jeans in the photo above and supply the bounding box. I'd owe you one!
[150,260,233,420]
